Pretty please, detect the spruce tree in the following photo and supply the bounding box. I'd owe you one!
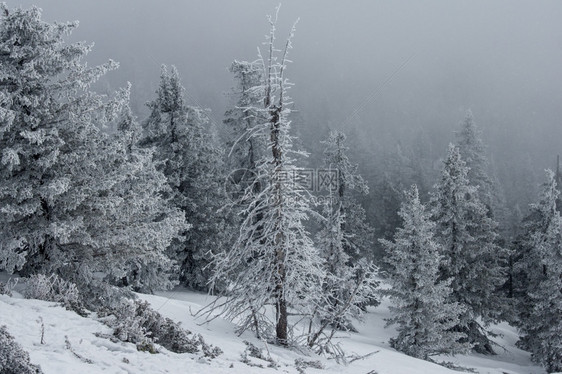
[320,130,374,260]
[515,170,562,372]
[381,185,468,359]
[0,5,185,290]
[140,66,229,290]
[455,110,495,212]
[430,144,506,354]
[101,89,186,291]
[207,13,325,347]
[312,130,378,334]
[223,60,265,174]
[455,110,512,314]
[371,145,415,263]
[53,99,185,290]
[222,60,266,241]
[0,4,117,274]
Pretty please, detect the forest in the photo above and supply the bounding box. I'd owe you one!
[1,2,561,374]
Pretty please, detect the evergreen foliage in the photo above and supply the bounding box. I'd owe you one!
[140,65,229,290]
[455,110,494,212]
[0,4,114,274]
[320,131,374,259]
[224,60,266,173]
[515,170,562,373]
[207,11,325,347]
[313,130,378,333]
[104,92,186,291]
[108,299,223,357]
[455,111,511,240]
[381,185,468,359]
[430,144,507,354]
[0,325,43,374]
[0,5,185,291]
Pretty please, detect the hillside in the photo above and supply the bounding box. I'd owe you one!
[0,275,545,374]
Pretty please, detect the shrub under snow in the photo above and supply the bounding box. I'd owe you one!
[101,299,222,357]
[0,325,44,374]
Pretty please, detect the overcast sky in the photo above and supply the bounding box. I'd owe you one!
[10,0,562,168]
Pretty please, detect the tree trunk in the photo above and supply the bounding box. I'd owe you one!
[276,289,288,345]
[270,100,288,345]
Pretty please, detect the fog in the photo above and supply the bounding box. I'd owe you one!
[12,0,562,196]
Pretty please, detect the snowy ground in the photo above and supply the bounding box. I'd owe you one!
[0,274,546,374]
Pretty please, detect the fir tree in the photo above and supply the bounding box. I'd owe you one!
[102,89,187,291]
[312,130,378,334]
[53,102,185,290]
[430,144,507,354]
[371,144,416,263]
[223,60,265,174]
[140,66,229,290]
[0,5,186,290]
[320,130,374,260]
[515,170,562,372]
[222,60,266,246]
[455,110,494,212]
[455,111,512,313]
[0,4,116,274]
[207,11,325,347]
[514,170,561,307]
[381,185,468,359]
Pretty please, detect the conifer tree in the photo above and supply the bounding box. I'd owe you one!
[140,66,228,290]
[223,60,266,232]
[101,90,186,291]
[208,12,325,347]
[381,185,468,359]
[223,60,265,173]
[0,4,117,274]
[371,145,415,263]
[320,130,374,260]
[455,111,512,311]
[62,106,185,291]
[455,111,510,231]
[0,5,185,290]
[514,170,561,307]
[430,144,506,354]
[312,130,378,333]
[515,170,562,372]
[455,110,494,212]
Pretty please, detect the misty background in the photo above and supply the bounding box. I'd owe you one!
[12,0,562,230]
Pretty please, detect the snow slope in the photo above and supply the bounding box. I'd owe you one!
[0,276,546,374]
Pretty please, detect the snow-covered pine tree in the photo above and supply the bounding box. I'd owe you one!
[320,130,374,260]
[430,144,507,354]
[514,169,561,308]
[51,97,185,291]
[0,4,117,274]
[515,170,562,372]
[140,65,229,290]
[371,145,415,263]
[223,60,266,237]
[224,60,266,174]
[455,110,495,213]
[311,130,378,335]
[98,88,187,292]
[380,185,468,360]
[0,5,186,291]
[455,111,512,314]
[208,11,324,347]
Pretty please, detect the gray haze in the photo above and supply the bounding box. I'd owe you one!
[12,0,562,183]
